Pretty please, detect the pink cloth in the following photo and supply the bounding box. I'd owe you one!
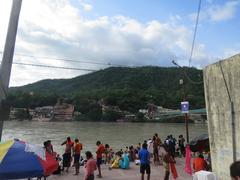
[185,145,192,175]
[84,158,97,180]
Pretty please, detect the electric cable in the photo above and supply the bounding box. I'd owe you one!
[189,0,202,67]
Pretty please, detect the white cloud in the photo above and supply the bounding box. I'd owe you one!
[208,1,239,21]
[82,3,93,11]
[0,0,12,52]
[190,1,240,22]
[169,14,182,23]
[0,0,217,87]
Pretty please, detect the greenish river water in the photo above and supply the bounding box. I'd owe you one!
[2,121,208,154]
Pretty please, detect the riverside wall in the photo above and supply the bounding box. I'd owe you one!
[203,54,240,179]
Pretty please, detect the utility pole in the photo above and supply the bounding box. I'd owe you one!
[0,0,22,141]
[180,78,189,143]
[172,60,190,143]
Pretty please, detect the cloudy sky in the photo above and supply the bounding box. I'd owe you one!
[0,0,239,87]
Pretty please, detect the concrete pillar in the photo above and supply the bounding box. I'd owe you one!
[0,0,22,141]
[0,0,22,101]
[203,54,240,179]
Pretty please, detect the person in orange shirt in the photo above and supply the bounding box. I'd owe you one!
[73,138,83,175]
[96,141,105,178]
[193,154,207,173]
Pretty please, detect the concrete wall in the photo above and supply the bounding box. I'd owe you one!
[203,54,240,179]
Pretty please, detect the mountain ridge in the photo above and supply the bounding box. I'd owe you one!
[8,66,205,111]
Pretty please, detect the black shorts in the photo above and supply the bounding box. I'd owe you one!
[74,154,80,164]
[140,164,151,174]
[63,153,71,167]
[86,174,94,180]
[96,158,102,166]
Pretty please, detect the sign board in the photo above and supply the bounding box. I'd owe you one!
[181,101,189,113]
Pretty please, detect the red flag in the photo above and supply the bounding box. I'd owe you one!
[185,145,192,175]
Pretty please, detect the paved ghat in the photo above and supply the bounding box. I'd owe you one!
[49,158,192,180]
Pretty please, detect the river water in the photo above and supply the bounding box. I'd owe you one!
[2,121,208,154]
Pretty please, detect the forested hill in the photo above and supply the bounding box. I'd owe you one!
[8,66,205,111]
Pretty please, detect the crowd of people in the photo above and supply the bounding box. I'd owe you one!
[41,133,216,180]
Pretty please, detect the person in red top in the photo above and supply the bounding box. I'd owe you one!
[73,138,83,175]
[61,137,74,172]
[84,151,97,180]
[193,154,207,172]
[96,141,105,178]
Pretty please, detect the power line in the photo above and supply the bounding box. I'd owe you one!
[172,0,203,85]
[12,62,97,71]
[0,51,121,66]
[172,60,203,84]
[189,0,202,67]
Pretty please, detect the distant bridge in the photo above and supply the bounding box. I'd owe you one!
[150,108,206,121]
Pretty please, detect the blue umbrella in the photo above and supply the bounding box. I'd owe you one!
[0,140,58,179]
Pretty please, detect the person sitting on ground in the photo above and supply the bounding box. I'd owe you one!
[84,151,97,180]
[109,148,114,162]
[104,144,110,164]
[193,154,207,173]
[139,143,151,180]
[137,142,141,151]
[110,151,122,169]
[53,154,62,175]
[120,149,123,156]
[120,151,130,169]
[230,161,240,180]
[128,146,137,162]
[96,140,105,178]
